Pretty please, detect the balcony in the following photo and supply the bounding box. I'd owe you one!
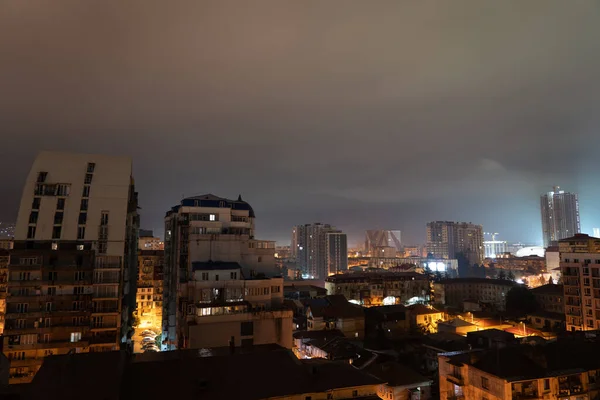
[8,357,45,368]
[90,334,117,345]
[447,374,464,386]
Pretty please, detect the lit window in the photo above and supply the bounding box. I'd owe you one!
[51,242,58,250]
[209,214,216,221]
[70,332,82,342]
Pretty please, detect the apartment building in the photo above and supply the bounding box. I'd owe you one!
[0,249,8,334]
[163,194,277,350]
[136,250,163,334]
[292,223,348,279]
[325,271,431,306]
[439,338,600,400]
[559,233,600,331]
[4,151,139,383]
[427,221,484,265]
[305,295,365,338]
[434,278,516,311]
[541,186,581,248]
[181,261,292,349]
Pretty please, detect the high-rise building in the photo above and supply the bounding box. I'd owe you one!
[594,228,600,238]
[327,232,348,275]
[364,230,401,255]
[541,186,580,248]
[426,221,484,265]
[559,233,600,331]
[5,151,139,383]
[292,223,347,279]
[162,194,276,350]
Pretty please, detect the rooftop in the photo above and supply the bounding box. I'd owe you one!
[366,361,431,387]
[326,271,427,282]
[530,284,563,296]
[167,193,255,218]
[438,277,517,286]
[306,295,365,319]
[406,304,441,315]
[440,318,475,328]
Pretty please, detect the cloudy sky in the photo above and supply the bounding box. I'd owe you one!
[1,1,600,246]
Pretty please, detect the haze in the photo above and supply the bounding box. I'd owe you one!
[1,1,600,245]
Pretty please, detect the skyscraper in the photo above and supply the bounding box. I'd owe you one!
[364,230,401,255]
[541,186,580,248]
[292,223,347,279]
[6,151,139,383]
[327,232,348,275]
[426,221,484,265]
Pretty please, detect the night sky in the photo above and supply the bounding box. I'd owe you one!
[1,1,600,246]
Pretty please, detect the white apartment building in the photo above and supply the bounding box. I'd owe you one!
[163,194,276,350]
[559,233,600,331]
[5,151,139,383]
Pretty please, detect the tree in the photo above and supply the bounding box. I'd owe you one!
[506,286,538,315]
[497,269,506,280]
[507,271,515,281]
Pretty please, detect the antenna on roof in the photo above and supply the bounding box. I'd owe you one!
[237,194,242,201]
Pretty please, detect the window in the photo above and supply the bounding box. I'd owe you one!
[241,321,254,336]
[54,211,63,225]
[201,272,209,281]
[18,272,31,281]
[37,171,48,183]
[27,226,36,239]
[21,334,37,345]
[52,226,62,239]
[47,287,56,295]
[19,257,37,265]
[45,302,53,312]
[16,303,28,313]
[215,274,219,281]
[42,318,51,327]
[70,332,82,343]
[352,390,358,397]
[72,301,84,311]
[48,271,58,281]
[80,199,88,211]
[42,334,51,343]
[100,211,109,226]
[209,214,216,221]
[77,226,85,240]
[29,211,38,224]
[75,271,85,281]
[544,378,550,391]
[78,212,87,225]
[77,244,84,251]
[56,198,65,210]
[84,173,93,184]
[16,319,26,329]
[32,197,41,209]
[230,272,237,279]
[82,185,90,197]
[481,377,489,390]
[87,162,95,173]
[73,286,85,295]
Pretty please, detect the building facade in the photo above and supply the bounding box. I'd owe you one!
[325,271,431,306]
[0,249,8,335]
[427,221,484,265]
[136,250,163,337]
[541,186,580,248]
[434,278,516,311]
[4,151,139,383]
[181,261,292,349]
[162,194,277,350]
[559,233,600,331]
[292,223,347,279]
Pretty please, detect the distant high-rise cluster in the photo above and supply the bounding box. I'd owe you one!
[364,230,401,256]
[292,223,347,279]
[0,222,15,238]
[426,221,484,265]
[540,186,580,248]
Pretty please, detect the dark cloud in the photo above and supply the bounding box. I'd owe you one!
[1,1,600,245]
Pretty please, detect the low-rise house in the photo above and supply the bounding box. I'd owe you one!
[365,305,410,338]
[437,318,477,336]
[292,329,345,359]
[367,361,432,400]
[434,278,517,311]
[527,310,565,332]
[284,283,327,300]
[306,295,365,338]
[420,332,469,374]
[467,329,517,349]
[530,283,564,314]
[439,338,600,400]
[406,304,444,333]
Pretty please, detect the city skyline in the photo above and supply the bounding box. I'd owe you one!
[2,2,600,246]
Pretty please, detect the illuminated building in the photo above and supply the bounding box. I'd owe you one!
[5,151,139,383]
[292,223,347,279]
[426,221,484,265]
[325,271,430,306]
[163,194,276,350]
[138,232,164,250]
[135,250,163,345]
[559,233,600,331]
[541,186,580,248]
[484,232,507,258]
[0,249,7,334]
[0,239,12,250]
[364,230,401,255]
